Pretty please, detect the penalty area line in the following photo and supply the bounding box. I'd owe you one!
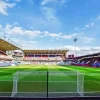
[94,81,100,85]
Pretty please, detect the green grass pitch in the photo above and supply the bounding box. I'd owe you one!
[0,64,100,97]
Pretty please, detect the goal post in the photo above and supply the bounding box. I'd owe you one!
[11,71,47,98]
[77,72,84,96]
[48,71,84,97]
[11,71,84,98]
[11,72,18,97]
[11,71,33,97]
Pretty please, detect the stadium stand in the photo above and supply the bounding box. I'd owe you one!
[92,61,100,68]
[0,50,13,61]
[23,50,67,64]
[73,52,100,68]
[0,38,21,67]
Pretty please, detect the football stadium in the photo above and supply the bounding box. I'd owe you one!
[0,0,100,99]
[0,37,100,98]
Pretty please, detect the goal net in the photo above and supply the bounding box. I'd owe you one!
[11,71,84,98]
[48,71,84,97]
[11,71,47,98]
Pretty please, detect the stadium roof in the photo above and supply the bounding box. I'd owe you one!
[76,52,100,59]
[0,38,21,51]
[23,50,68,55]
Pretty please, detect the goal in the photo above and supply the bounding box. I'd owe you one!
[11,71,84,98]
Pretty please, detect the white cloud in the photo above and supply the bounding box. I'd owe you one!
[82,28,86,30]
[2,24,80,40]
[91,47,100,51]
[82,22,94,30]
[41,31,63,38]
[10,27,24,35]
[25,30,41,36]
[85,24,90,28]
[4,24,41,37]
[91,22,94,26]
[81,47,92,51]
[41,0,67,5]
[49,32,62,38]
[4,23,12,33]
[0,24,2,28]
[41,31,61,38]
[44,31,49,36]
[41,0,57,5]
[49,33,59,37]
[3,24,63,38]
[1,24,95,44]
[61,33,78,39]
[83,22,94,29]
[0,1,15,15]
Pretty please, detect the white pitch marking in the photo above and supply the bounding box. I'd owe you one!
[94,81,100,85]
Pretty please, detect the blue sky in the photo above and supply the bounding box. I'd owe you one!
[0,0,100,56]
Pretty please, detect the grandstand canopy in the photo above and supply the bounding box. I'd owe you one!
[0,39,21,52]
[76,52,100,59]
[23,50,68,55]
